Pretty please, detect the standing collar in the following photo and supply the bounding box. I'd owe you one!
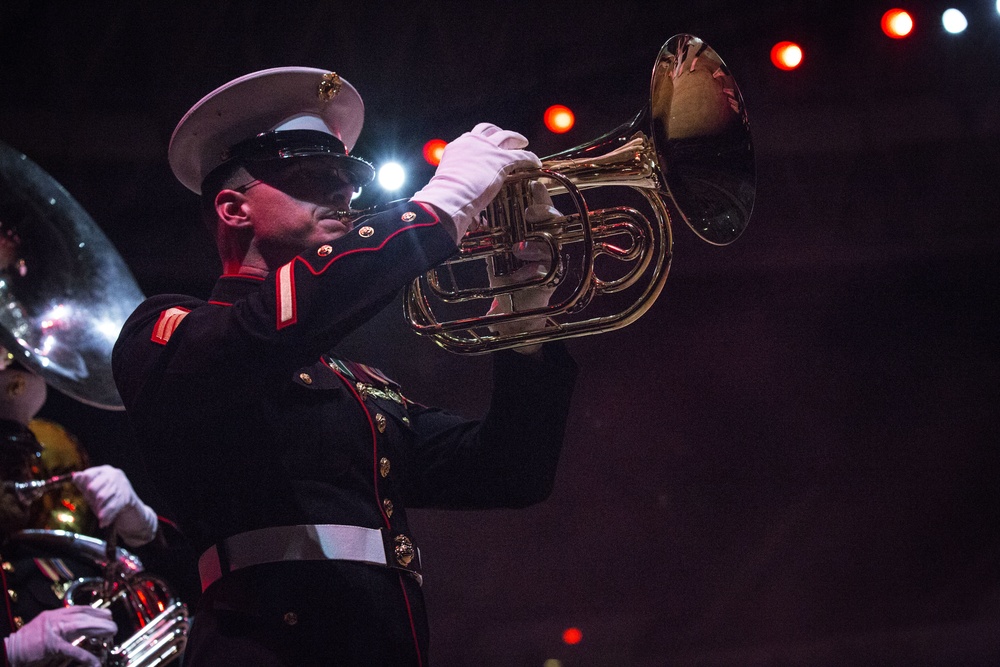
[208,274,267,304]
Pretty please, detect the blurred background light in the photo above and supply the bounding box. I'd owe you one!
[941,8,968,33]
[562,627,583,645]
[422,138,446,166]
[770,41,803,70]
[543,104,575,133]
[882,9,914,38]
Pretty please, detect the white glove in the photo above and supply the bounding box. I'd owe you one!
[412,123,542,242]
[3,606,117,667]
[72,465,158,547]
[487,181,562,354]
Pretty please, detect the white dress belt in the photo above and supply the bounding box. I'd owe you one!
[198,524,421,591]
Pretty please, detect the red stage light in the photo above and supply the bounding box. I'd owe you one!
[544,105,575,134]
[882,8,914,38]
[423,139,446,166]
[770,41,804,71]
[562,627,583,645]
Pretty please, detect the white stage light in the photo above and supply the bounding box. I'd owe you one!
[377,162,406,191]
[942,8,968,33]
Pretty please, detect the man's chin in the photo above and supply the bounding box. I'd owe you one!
[318,220,352,239]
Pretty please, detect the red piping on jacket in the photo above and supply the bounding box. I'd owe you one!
[325,361,424,666]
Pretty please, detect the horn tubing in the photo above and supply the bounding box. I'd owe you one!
[402,33,753,354]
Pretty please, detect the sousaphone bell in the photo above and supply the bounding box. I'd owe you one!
[0,140,144,409]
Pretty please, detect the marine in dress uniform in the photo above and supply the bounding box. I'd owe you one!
[111,68,577,665]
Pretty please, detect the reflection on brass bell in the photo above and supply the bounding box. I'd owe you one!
[394,534,414,567]
[26,418,96,534]
[51,580,71,600]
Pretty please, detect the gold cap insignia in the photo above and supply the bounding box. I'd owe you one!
[318,72,342,101]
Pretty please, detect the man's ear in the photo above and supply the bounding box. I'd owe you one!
[215,190,252,230]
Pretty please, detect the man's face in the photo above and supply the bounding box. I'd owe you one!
[240,157,358,266]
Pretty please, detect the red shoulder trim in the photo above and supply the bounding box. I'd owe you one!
[151,307,191,345]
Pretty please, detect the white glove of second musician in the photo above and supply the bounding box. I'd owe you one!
[411,123,542,242]
[72,465,158,547]
[3,606,117,667]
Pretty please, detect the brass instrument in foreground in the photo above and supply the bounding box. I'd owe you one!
[405,34,756,353]
[10,529,189,667]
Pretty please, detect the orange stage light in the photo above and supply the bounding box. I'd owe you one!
[882,8,914,38]
[770,41,804,70]
[544,105,575,134]
[423,139,446,166]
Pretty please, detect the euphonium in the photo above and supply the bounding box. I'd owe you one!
[404,34,756,353]
[63,569,189,667]
[8,529,189,667]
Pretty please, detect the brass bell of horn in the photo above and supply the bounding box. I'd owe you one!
[405,34,756,353]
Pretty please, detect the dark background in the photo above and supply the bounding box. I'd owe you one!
[2,2,998,665]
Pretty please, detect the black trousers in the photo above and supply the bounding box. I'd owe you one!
[182,561,428,666]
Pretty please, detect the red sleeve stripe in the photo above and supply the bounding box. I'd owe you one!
[151,307,191,345]
[276,261,298,329]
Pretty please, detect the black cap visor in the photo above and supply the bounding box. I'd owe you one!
[211,129,375,191]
